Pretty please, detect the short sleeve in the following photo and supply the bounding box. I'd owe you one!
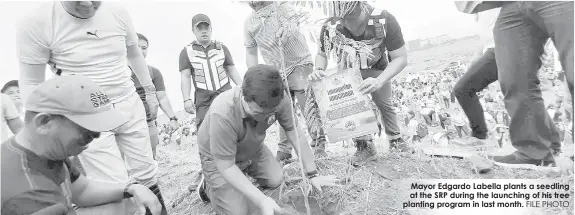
[208,114,239,161]
[150,67,166,92]
[221,45,235,66]
[382,11,405,52]
[1,191,66,215]
[2,94,20,121]
[243,17,257,48]
[276,93,295,132]
[179,48,192,72]
[114,5,139,47]
[16,14,51,65]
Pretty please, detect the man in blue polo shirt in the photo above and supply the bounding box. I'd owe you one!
[1,75,161,215]
[196,65,337,215]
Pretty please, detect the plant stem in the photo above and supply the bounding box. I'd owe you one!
[276,5,312,213]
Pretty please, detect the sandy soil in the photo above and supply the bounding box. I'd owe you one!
[156,37,574,215]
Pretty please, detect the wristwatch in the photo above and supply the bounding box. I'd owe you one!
[123,182,139,198]
[169,116,178,121]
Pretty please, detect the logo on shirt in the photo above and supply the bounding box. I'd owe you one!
[86,30,99,38]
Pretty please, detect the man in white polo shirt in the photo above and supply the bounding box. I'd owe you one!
[16,1,167,214]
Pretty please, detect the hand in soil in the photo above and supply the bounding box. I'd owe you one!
[258,196,283,215]
[310,175,340,193]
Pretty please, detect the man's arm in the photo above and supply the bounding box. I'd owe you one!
[375,12,408,84]
[16,13,50,103]
[315,25,330,70]
[2,191,67,215]
[284,127,318,173]
[246,46,259,68]
[244,18,259,68]
[120,6,153,88]
[70,174,125,207]
[19,64,47,104]
[276,94,317,173]
[221,45,242,85]
[374,46,407,84]
[209,114,268,206]
[225,65,242,85]
[179,49,195,101]
[180,69,194,101]
[151,69,177,118]
[3,94,23,133]
[157,91,176,118]
[127,46,153,87]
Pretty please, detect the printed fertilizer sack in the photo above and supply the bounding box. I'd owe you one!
[311,67,379,143]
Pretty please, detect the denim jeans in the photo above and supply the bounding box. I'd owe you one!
[494,1,573,160]
[453,48,498,139]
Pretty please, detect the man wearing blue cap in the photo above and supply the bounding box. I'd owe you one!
[1,75,162,215]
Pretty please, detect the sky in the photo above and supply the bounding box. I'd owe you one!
[0,0,477,112]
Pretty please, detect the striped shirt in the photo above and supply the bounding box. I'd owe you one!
[244,4,313,77]
[1,138,81,215]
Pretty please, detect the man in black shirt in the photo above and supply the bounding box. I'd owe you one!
[312,1,410,166]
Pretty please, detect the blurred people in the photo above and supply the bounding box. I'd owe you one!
[131,32,180,159]
[1,80,23,117]
[16,1,166,213]
[244,1,328,161]
[1,75,162,215]
[313,1,410,166]
[451,107,469,138]
[1,93,23,142]
[196,65,337,214]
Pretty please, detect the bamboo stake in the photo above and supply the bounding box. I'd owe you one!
[275,3,312,214]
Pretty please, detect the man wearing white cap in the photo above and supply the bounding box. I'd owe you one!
[1,75,162,215]
[16,1,167,213]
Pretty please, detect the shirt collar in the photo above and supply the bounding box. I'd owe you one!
[235,88,249,119]
[192,40,213,49]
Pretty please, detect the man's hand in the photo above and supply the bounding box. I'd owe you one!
[358,77,384,94]
[128,184,162,215]
[309,175,340,193]
[308,70,326,82]
[168,120,180,133]
[258,196,283,215]
[184,99,195,114]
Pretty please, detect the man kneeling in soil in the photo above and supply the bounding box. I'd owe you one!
[1,75,162,215]
[196,65,338,215]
